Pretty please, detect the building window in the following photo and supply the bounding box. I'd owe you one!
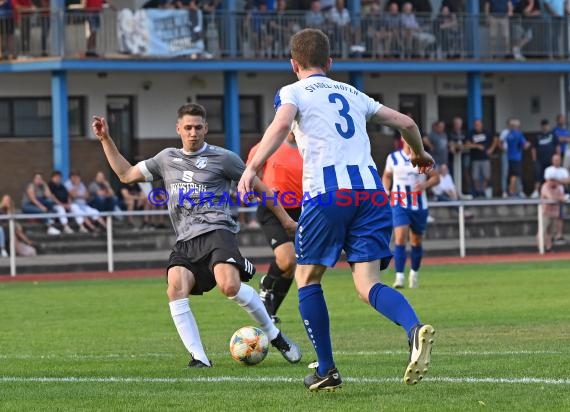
[196,95,262,134]
[0,97,85,138]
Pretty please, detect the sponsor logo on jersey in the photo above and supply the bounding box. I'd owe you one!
[182,171,194,182]
[196,156,208,169]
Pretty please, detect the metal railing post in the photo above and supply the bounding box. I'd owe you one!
[537,202,544,255]
[458,203,466,258]
[106,215,114,273]
[9,217,16,277]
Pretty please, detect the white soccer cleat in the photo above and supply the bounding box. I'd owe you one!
[393,272,405,289]
[409,270,419,289]
[404,324,435,385]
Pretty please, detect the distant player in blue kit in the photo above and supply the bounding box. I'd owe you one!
[239,28,436,391]
[383,139,440,289]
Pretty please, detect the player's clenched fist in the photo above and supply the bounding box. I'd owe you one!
[410,150,435,174]
[91,116,109,141]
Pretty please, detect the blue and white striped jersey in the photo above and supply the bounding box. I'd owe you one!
[384,150,429,211]
[275,74,384,198]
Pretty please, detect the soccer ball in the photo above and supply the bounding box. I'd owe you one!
[229,326,269,365]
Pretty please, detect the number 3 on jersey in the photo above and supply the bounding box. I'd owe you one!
[328,93,355,139]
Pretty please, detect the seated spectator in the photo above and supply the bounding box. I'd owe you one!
[0,225,7,257]
[49,170,97,233]
[539,170,566,252]
[0,194,37,256]
[432,164,458,201]
[305,0,325,29]
[400,2,435,58]
[65,170,107,230]
[364,2,395,58]
[88,171,120,212]
[511,0,539,60]
[120,182,154,228]
[21,172,63,236]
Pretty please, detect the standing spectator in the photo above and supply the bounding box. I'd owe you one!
[364,2,396,58]
[12,0,34,56]
[543,153,570,244]
[552,113,570,169]
[436,4,461,58]
[541,0,565,58]
[503,118,530,197]
[327,0,351,56]
[539,168,566,252]
[21,172,63,235]
[88,171,120,212]
[33,0,50,56]
[499,117,513,197]
[423,120,448,169]
[383,1,402,57]
[465,119,499,198]
[448,116,471,194]
[80,0,105,57]
[484,0,513,58]
[531,119,560,198]
[0,0,16,59]
[1,194,37,256]
[65,170,107,230]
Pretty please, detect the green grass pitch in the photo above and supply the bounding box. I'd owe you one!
[1,260,569,411]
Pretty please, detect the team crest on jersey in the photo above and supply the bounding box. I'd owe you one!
[182,171,194,182]
[195,156,208,169]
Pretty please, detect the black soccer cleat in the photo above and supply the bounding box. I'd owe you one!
[270,331,302,363]
[304,362,343,392]
[404,324,435,385]
[188,355,212,368]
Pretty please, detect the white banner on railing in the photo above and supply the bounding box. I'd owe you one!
[117,8,204,57]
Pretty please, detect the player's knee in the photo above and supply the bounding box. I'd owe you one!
[218,281,241,297]
[166,284,186,301]
[276,253,296,274]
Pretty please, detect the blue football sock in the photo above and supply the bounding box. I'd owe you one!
[411,245,423,271]
[368,283,420,340]
[394,244,406,273]
[298,284,334,376]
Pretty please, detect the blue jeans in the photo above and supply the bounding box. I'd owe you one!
[22,198,56,225]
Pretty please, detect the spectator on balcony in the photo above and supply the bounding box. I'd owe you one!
[364,2,396,58]
[541,0,565,58]
[423,120,448,169]
[484,0,513,58]
[511,0,539,60]
[543,153,570,245]
[305,0,325,29]
[247,0,274,57]
[326,0,352,57]
[400,2,435,58]
[531,119,560,198]
[21,172,62,236]
[88,171,120,213]
[80,0,105,57]
[0,0,16,59]
[465,119,499,198]
[268,0,295,58]
[503,118,531,197]
[0,194,38,257]
[65,170,107,230]
[383,1,402,57]
[441,0,465,13]
[32,0,50,56]
[13,0,34,56]
[552,113,570,169]
[436,4,461,58]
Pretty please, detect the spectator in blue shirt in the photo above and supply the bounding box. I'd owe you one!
[504,118,530,197]
[531,118,560,198]
[552,113,570,168]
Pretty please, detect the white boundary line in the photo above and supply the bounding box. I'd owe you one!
[0,350,565,360]
[1,376,569,385]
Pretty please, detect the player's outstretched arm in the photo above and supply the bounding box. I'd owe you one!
[252,177,297,236]
[92,116,145,184]
[238,104,297,194]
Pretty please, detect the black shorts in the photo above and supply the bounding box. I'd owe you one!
[508,160,522,178]
[167,229,256,295]
[256,205,301,250]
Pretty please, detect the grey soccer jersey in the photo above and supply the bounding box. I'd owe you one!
[138,143,245,241]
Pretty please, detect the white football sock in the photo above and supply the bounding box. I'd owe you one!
[230,283,280,341]
[169,298,210,366]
